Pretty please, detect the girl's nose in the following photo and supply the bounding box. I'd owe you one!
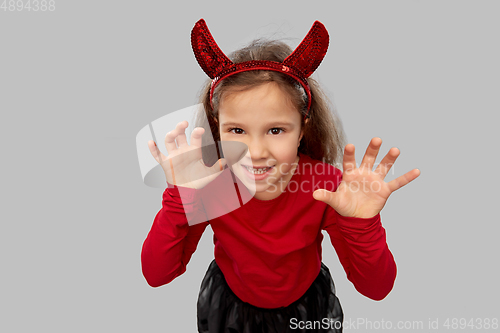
[246,138,268,160]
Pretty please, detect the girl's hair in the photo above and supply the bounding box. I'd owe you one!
[194,38,346,167]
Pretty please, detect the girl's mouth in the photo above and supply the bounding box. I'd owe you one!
[241,165,274,180]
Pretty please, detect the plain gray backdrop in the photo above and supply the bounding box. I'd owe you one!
[1,0,498,332]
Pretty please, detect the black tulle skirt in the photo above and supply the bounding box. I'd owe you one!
[197,260,343,333]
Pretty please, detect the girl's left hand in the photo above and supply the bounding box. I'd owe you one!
[313,137,421,219]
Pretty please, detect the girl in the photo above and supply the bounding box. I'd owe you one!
[141,19,420,333]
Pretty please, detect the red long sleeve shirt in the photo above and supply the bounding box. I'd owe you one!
[141,152,397,308]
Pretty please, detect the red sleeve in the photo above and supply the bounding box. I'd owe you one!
[141,185,209,287]
[323,209,397,301]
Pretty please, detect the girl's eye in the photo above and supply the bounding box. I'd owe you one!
[228,127,285,135]
[269,128,285,135]
[229,127,244,134]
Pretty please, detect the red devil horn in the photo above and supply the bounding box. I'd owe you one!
[191,19,234,79]
[283,21,329,78]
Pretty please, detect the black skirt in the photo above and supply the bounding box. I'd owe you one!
[197,260,343,333]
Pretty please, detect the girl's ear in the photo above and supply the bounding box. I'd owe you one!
[298,118,309,146]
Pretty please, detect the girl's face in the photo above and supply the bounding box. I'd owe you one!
[218,82,305,201]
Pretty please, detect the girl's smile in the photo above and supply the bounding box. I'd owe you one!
[241,164,274,181]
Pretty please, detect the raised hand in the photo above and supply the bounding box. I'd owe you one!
[147,120,226,189]
[313,138,420,218]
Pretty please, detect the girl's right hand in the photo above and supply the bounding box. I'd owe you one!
[147,120,226,189]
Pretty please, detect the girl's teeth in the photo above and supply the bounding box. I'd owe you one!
[245,166,271,174]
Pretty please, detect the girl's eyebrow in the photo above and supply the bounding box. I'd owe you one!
[221,121,295,127]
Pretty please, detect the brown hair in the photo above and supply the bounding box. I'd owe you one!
[194,38,346,167]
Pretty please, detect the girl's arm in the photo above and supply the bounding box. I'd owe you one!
[141,185,209,287]
[323,208,396,301]
[315,138,419,299]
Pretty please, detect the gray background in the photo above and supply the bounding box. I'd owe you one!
[1,0,498,332]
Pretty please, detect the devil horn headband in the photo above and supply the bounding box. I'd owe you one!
[191,18,329,119]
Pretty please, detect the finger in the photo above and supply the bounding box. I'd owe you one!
[374,147,400,179]
[387,169,421,192]
[360,137,382,171]
[312,189,340,210]
[343,144,357,173]
[190,127,205,148]
[147,140,165,163]
[175,120,189,148]
[164,131,178,153]
[164,121,188,153]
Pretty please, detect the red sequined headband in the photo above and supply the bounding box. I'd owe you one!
[191,18,329,119]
